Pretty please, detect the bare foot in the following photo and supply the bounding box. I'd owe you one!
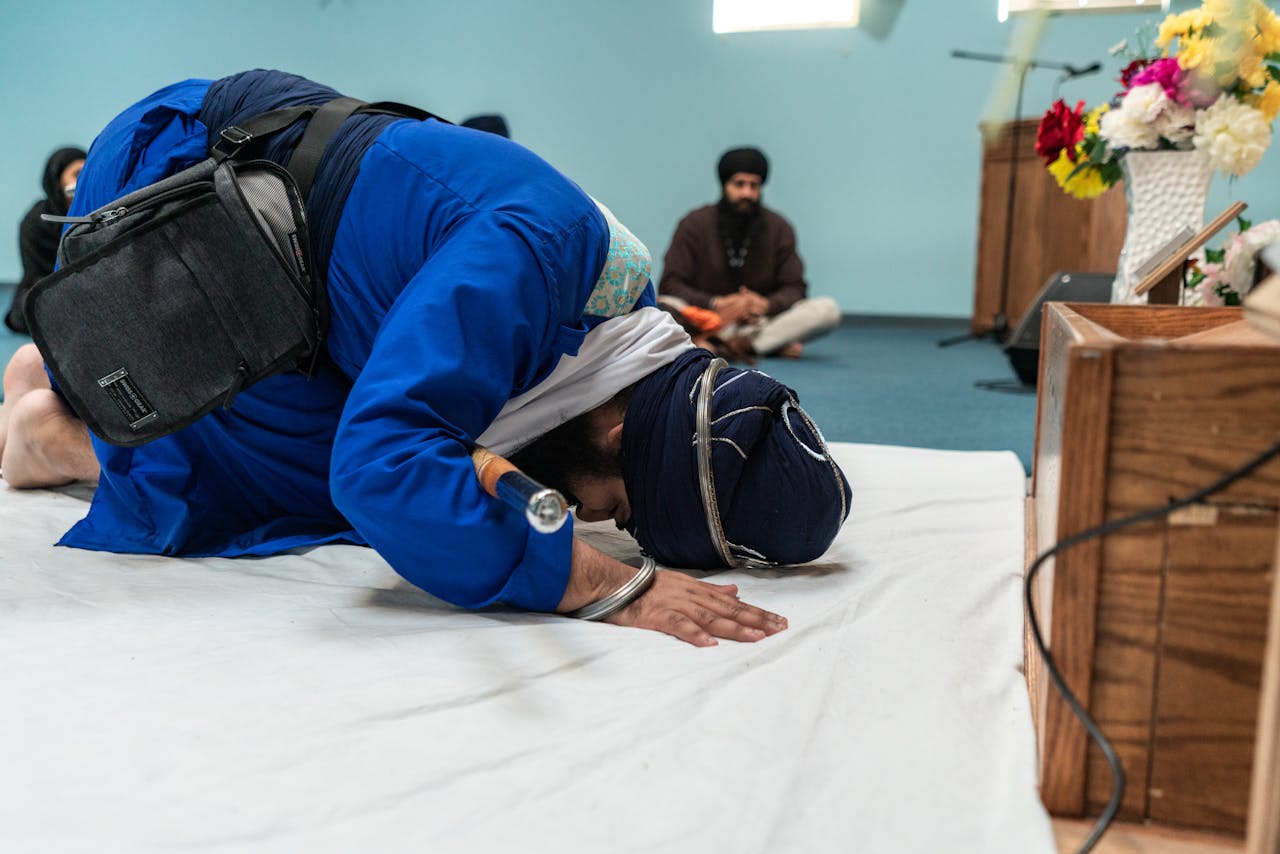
[779,342,804,359]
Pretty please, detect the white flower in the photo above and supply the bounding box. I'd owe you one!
[1154,102,1197,147]
[1108,38,1128,56]
[1100,83,1167,150]
[1193,97,1273,176]
[1223,220,1280,296]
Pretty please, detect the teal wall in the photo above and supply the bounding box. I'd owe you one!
[1,0,1275,317]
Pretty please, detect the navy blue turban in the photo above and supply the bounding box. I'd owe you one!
[621,350,850,569]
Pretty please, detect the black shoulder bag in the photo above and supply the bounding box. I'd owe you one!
[25,97,432,447]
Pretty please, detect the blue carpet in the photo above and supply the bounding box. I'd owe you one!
[760,316,1035,471]
[0,288,1036,471]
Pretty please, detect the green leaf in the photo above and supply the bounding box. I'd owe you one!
[1203,21,1225,38]
[1186,269,1206,288]
[1269,64,1280,84]
[1206,247,1226,263]
[1224,292,1242,306]
[1237,215,1253,232]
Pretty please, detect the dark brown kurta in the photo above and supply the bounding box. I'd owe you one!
[658,204,807,316]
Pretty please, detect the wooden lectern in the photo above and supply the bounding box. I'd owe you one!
[972,118,1127,335]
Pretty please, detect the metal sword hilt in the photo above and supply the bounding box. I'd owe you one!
[470,446,569,534]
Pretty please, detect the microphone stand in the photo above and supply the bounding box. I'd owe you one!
[939,50,1098,348]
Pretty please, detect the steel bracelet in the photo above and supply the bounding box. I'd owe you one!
[568,557,658,621]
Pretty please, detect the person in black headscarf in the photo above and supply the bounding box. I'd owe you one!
[4,147,87,333]
[658,146,840,360]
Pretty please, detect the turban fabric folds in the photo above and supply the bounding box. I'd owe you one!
[717,147,769,185]
[622,349,850,569]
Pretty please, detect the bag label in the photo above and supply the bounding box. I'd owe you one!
[98,368,159,431]
[288,231,308,277]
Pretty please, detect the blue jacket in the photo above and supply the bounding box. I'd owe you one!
[60,71,653,612]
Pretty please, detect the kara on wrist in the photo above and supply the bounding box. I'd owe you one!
[568,557,658,621]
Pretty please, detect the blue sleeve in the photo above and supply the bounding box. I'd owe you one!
[68,79,212,219]
[329,213,577,612]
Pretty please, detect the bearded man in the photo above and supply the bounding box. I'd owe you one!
[657,146,840,360]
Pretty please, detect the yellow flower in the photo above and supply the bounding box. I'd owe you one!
[1178,36,1211,71]
[1159,9,1212,48]
[1258,8,1280,54]
[1084,104,1109,136]
[1157,13,1184,49]
[1239,53,1268,89]
[1047,149,1110,200]
[1249,80,1280,122]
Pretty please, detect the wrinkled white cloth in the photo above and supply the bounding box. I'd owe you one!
[478,306,694,454]
[0,443,1053,854]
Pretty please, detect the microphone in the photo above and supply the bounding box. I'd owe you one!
[1064,62,1102,79]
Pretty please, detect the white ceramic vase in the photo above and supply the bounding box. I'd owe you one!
[1111,150,1214,304]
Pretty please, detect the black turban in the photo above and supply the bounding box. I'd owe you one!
[461,114,511,138]
[621,349,850,569]
[717,147,768,185]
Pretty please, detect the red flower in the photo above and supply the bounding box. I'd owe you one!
[1118,58,1152,91]
[1035,99,1086,165]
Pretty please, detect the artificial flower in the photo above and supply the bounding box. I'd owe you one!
[1100,84,1168,149]
[1084,103,1108,137]
[1223,219,1280,296]
[1047,149,1110,199]
[1260,10,1280,54]
[1035,99,1086,164]
[1118,58,1152,91]
[1250,81,1280,123]
[1193,97,1272,175]
[1154,101,1197,146]
[1175,35,1211,72]
[1238,53,1269,90]
[1157,9,1212,49]
[1131,57,1188,105]
[1186,218,1280,305]
[1037,0,1278,200]
[1186,273,1226,306]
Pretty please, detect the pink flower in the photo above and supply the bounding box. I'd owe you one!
[1131,57,1189,106]
[1118,58,1151,92]
[1190,277,1225,306]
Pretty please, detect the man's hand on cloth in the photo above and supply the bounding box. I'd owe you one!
[606,570,787,647]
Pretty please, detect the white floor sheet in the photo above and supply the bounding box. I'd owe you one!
[0,443,1053,853]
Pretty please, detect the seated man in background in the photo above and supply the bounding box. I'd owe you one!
[4,147,87,334]
[1,70,849,649]
[659,146,840,360]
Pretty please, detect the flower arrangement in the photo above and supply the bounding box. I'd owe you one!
[1185,216,1280,305]
[1034,0,1280,199]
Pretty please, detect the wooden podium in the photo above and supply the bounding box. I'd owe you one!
[1029,303,1280,839]
[972,118,1127,335]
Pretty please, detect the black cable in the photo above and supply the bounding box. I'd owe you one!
[1026,434,1280,853]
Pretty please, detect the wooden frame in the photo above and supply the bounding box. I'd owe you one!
[1246,533,1280,853]
[1030,303,1280,837]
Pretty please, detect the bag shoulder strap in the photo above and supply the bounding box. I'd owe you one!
[211,97,449,201]
[210,105,318,162]
[286,97,365,201]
